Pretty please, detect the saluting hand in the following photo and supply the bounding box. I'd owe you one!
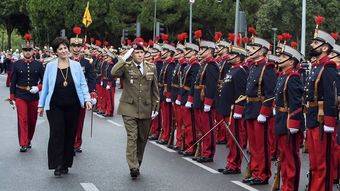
[37,107,44,117]
[86,101,93,110]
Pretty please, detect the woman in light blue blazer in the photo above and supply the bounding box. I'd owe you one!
[38,37,92,177]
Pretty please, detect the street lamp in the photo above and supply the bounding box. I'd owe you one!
[234,0,240,45]
[301,0,306,56]
[153,0,157,40]
[189,0,195,43]
[272,27,278,54]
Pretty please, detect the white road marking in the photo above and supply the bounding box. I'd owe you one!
[231,181,259,191]
[80,183,100,191]
[107,119,123,127]
[182,157,219,174]
[94,113,104,118]
[149,141,176,153]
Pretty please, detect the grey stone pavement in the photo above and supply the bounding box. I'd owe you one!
[0,74,338,191]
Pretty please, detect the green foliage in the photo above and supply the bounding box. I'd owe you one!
[0,0,339,48]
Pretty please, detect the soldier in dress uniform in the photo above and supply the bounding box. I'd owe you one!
[242,27,277,185]
[305,16,337,191]
[4,51,14,87]
[187,38,219,163]
[329,43,339,185]
[267,54,280,161]
[69,27,97,153]
[171,33,188,150]
[214,33,231,145]
[274,43,305,191]
[148,42,164,140]
[178,42,200,156]
[110,38,159,179]
[216,44,248,174]
[9,33,44,152]
[156,36,177,145]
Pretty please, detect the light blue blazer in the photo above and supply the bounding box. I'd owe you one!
[38,58,91,110]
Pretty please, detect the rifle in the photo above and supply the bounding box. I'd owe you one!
[5,98,15,110]
[167,103,176,148]
[271,159,281,191]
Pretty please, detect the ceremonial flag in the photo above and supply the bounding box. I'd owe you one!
[82,1,92,28]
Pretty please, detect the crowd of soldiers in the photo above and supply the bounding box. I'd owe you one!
[3,15,339,190]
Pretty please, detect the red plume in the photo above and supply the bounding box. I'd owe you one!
[161,34,169,43]
[127,39,132,45]
[182,32,188,40]
[73,26,81,36]
[242,37,250,44]
[95,40,102,47]
[194,30,202,39]
[24,33,32,41]
[214,32,223,42]
[177,33,185,42]
[236,35,242,46]
[148,40,154,47]
[282,33,292,43]
[290,41,298,49]
[228,33,235,42]
[331,32,338,40]
[248,27,257,36]
[134,37,144,46]
[277,34,284,42]
[314,15,325,26]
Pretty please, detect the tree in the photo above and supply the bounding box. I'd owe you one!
[0,0,31,49]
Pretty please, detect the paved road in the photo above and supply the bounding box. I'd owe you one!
[0,74,338,191]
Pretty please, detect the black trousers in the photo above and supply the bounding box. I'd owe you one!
[46,104,80,169]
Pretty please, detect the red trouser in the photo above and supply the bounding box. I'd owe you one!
[6,71,12,87]
[246,120,271,181]
[96,84,104,111]
[103,88,114,116]
[160,102,172,142]
[278,134,302,191]
[150,114,161,137]
[74,108,86,149]
[174,104,183,148]
[15,98,38,147]
[194,109,215,158]
[334,142,340,182]
[241,120,247,149]
[307,128,334,191]
[225,118,243,171]
[268,117,278,158]
[214,111,226,143]
[182,106,195,153]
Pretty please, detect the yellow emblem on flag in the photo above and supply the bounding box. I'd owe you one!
[82,1,92,28]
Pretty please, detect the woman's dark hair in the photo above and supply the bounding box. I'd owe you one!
[51,37,69,53]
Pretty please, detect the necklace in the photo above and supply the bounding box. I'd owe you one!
[59,67,69,87]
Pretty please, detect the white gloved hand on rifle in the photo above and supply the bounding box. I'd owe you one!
[29,86,39,94]
[151,111,159,120]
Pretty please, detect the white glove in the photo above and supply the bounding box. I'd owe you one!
[257,114,267,123]
[122,48,134,61]
[323,125,334,133]
[106,85,111,90]
[151,111,159,120]
[185,101,192,108]
[288,128,299,134]
[175,100,181,105]
[233,113,242,119]
[11,101,16,110]
[165,98,172,103]
[273,108,276,116]
[203,104,211,112]
[29,86,39,94]
[100,81,103,86]
[90,98,97,105]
